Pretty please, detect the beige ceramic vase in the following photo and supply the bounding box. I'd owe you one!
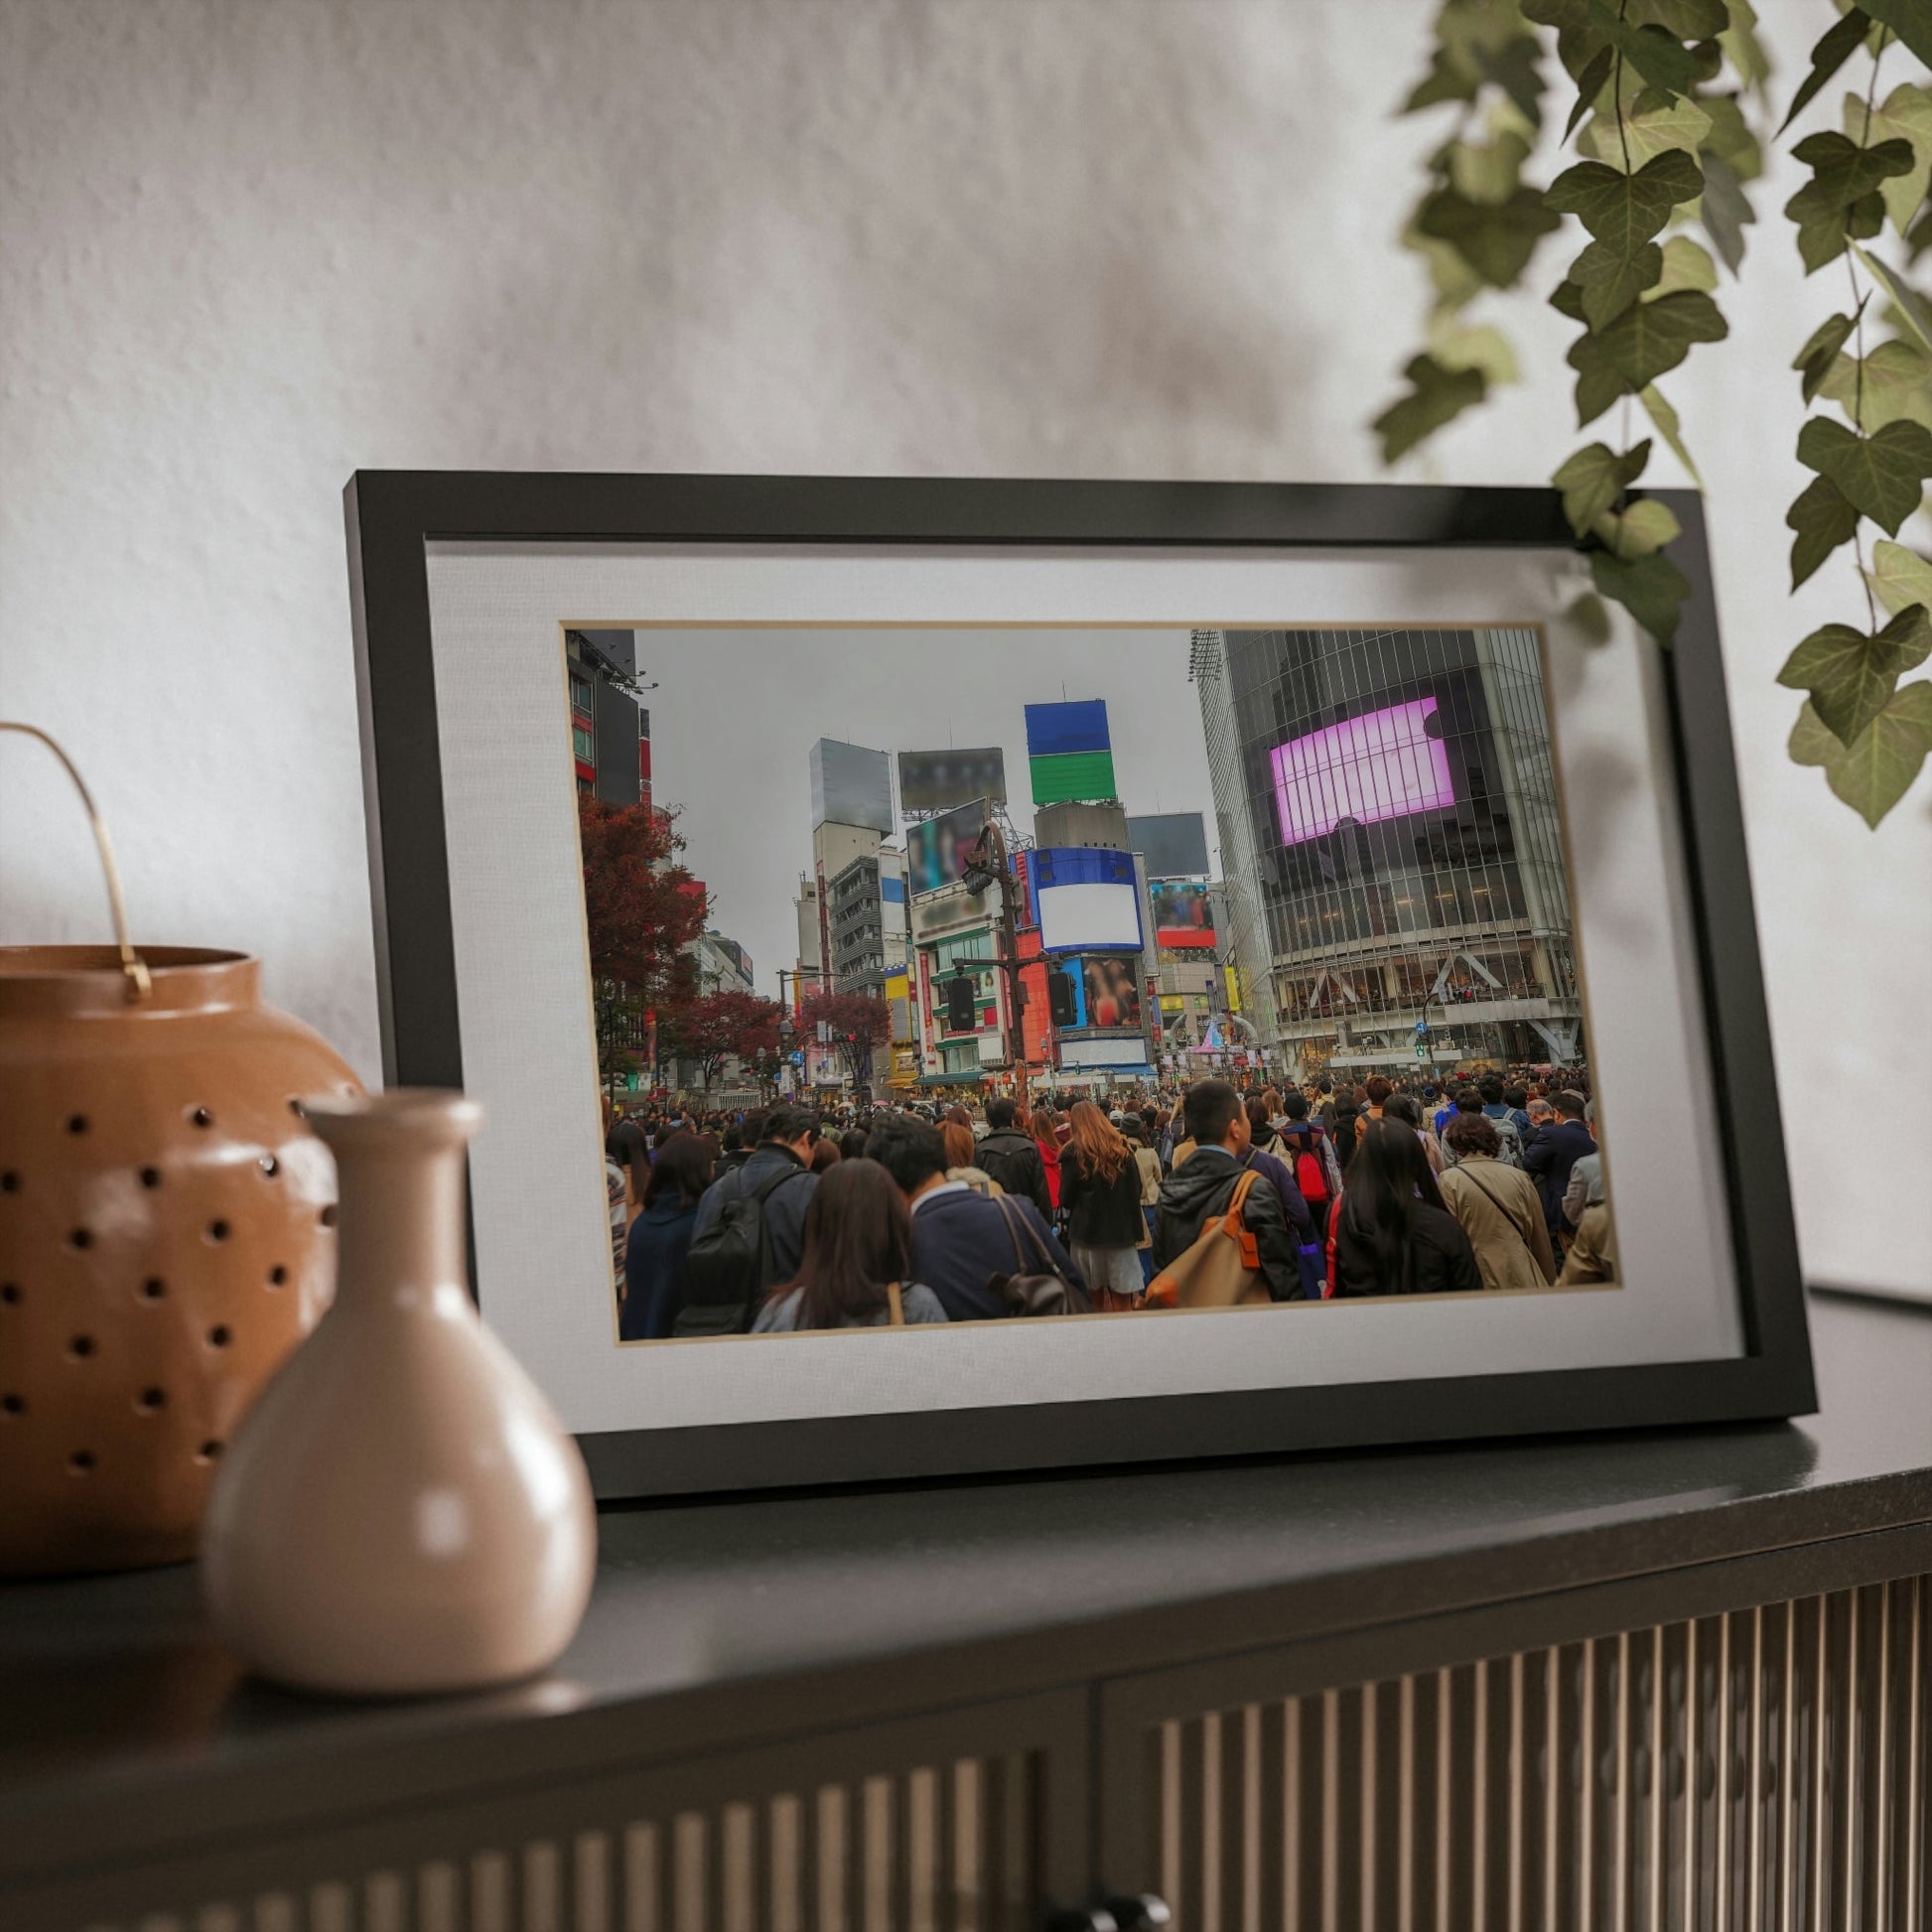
[201,1089,598,1696]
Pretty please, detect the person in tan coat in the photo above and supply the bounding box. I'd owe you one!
[1437,1114,1557,1290]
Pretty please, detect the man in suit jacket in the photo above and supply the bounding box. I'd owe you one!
[866,1113,1084,1322]
[1520,1090,1596,1245]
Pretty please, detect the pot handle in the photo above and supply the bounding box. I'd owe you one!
[0,722,151,1003]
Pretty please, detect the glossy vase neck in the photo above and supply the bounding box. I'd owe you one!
[302,1090,482,1304]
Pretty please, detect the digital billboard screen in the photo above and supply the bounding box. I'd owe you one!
[1033,847,1143,954]
[1080,955,1143,1031]
[1150,877,1214,947]
[809,738,894,833]
[1270,696,1456,846]
[1128,812,1210,880]
[905,797,988,897]
[897,747,1007,814]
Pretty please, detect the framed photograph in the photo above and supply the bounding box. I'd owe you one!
[344,475,1813,1499]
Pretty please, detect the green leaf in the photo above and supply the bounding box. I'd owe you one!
[1523,0,1612,83]
[1794,310,1861,402]
[1417,185,1565,287]
[1816,337,1932,431]
[1786,474,1863,587]
[1778,7,1873,135]
[1551,277,1589,322]
[1650,234,1718,297]
[1427,317,1521,384]
[1864,537,1932,615]
[1853,241,1932,354]
[1575,238,1665,326]
[1776,604,1932,743]
[1449,129,1535,204]
[1786,132,1916,273]
[1592,496,1684,554]
[1789,682,1932,825]
[1639,382,1703,483]
[1566,45,1617,141]
[1863,0,1932,72]
[1406,43,1484,113]
[1547,150,1704,254]
[1796,415,1932,532]
[1589,545,1693,644]
[1553,438,1653,534]
[1698,150,1755,273]
[1579,89,1714,169]
[1626,0,1729,34]
[1697,93,1763,182]
[1719,0,1772,93]
[1373,354,1489,463]
[1568,288,1728,421]
[1846,81,1932,232]
[1587,0,1709,97]
[1471,37,1549,129]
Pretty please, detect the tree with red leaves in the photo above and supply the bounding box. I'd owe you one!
[578,797,707,1097]
[658,990,783,1093]
[798,988,892,1096]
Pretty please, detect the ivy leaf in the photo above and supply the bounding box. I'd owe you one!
[1580,88,1713,169]
[1789,682,1932,826]
[1592,496,1684,555]
[1373,354,1489,463]
[1817,338,1932,431]
[1698,150,1755,273]
[1786,474,1862,587]
[1776,605,1932,744]
[1590,546,1693,644]
[1449,130,1535,204]
[1863,0,1932,73]
[1553,438,1653,535]
[1847,82,1932,233]
[1720,0,1773,95]
[1417,185,1564,287]
[1427,317,1521,385]
[1640,382,1703,483]
[1786,132,1915,273]
[1864,536,1932,616]
[1587,1,1709,98]
[1406,42,1484,113]
[1777,7,1874,135]
[1547,150,1704,255]
[1853,242,1932,355]
[1523,0,1613,83]
[1650,234,1718,297]
[1568,288,1728,421]
[1576,238,1665,326]
[1471,37,1549,130]
[1793,310,1861,402]
[1698,93,1763,182]
[1796,415,1932,533]
[1625,0,1729,33]
[1551,277,1589,322]
[1566,45,1616,140]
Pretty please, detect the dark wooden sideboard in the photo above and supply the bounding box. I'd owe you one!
[2,1290,1927,1932]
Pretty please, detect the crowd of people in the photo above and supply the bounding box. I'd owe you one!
[603,1065,1614,1339]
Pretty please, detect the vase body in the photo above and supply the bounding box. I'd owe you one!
[201,1088,597,1696]
[0,946,361,1575]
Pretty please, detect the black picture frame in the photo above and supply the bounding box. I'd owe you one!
[343,472,1815,1500]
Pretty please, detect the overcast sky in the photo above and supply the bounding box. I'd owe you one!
[628,625,1221,995]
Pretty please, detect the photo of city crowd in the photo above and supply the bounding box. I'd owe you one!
[561,622,1617,1344]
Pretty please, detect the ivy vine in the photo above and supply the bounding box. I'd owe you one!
[1378,0,1932,826]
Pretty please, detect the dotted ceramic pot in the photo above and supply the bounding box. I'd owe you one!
[0,946,361,1575]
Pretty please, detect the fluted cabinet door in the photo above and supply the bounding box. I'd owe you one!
[1097,1577,1929,1932]
[7,1689,1089,1932]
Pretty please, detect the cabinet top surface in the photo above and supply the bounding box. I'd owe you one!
[1,1292,1927,1851]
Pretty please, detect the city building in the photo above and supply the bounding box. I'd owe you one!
[828,848,906,999]
[564,628,649,807]
[692,930,754,998]
[1192,624,1583,1082]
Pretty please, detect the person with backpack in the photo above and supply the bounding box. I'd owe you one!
[673,1104,820,1337]
[1277,1089,1342,1238]
[1150,1080,1302,1303]
[1475,1074,1526,1167]
[865,1112,1085,1321]
[1329,1119,1482,1299]
[975,1096,1051,1215]
[1437,1114,1556,1290]
[752,1159,949,1332]
[621,1131,717,1339]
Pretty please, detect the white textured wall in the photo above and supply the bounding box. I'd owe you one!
[1,0,1925,1295]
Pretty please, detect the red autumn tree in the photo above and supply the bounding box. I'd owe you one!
[797,987,893,1093]
[578,798,707,1094]
[659,991,783,1092]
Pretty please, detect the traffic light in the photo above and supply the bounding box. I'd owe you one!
[1047,970,1076,1028]
[945,977,976,1033]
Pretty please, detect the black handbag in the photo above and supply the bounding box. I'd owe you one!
[987,1195,1093,1316]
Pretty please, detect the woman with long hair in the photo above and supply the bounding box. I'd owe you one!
[621,1131,717,1340]
[1058,1099,1149,1309]
[809,1136,841,1173]
[1024,1103,1063,1213]
[1329,1119,1480,1299]
[940,1117,1002,1195]
[1383,1091,1445,1175]
[753,1159,949,1331]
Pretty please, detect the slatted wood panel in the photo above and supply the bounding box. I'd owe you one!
[66,1751,1041,1932]
[1151,1578,1929,1932]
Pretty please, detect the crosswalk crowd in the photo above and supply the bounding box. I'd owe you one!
[605,1070,1614,1340]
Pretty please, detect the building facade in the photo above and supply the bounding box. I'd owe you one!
[1193,625,1583,1081]
[828,848,907,999]
[564,628,649,807]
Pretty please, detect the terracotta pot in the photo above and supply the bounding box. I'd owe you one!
[201,1089,597,1697]
[0,946,361,1575]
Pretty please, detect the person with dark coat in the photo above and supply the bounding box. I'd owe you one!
[689,1104,819,1286]
[974,1096,1052,1216]
[866,1112,1085,1322]
[1520,1090,1597,1244]
[1242,1099,1314,1241]
[1151,1080,1302,1303]
[1330,1118,1482,1298]
[1058,1101,1151,1305]
[621,1132,716,1339]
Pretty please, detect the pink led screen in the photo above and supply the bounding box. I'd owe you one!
[1270,697,1456,845]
